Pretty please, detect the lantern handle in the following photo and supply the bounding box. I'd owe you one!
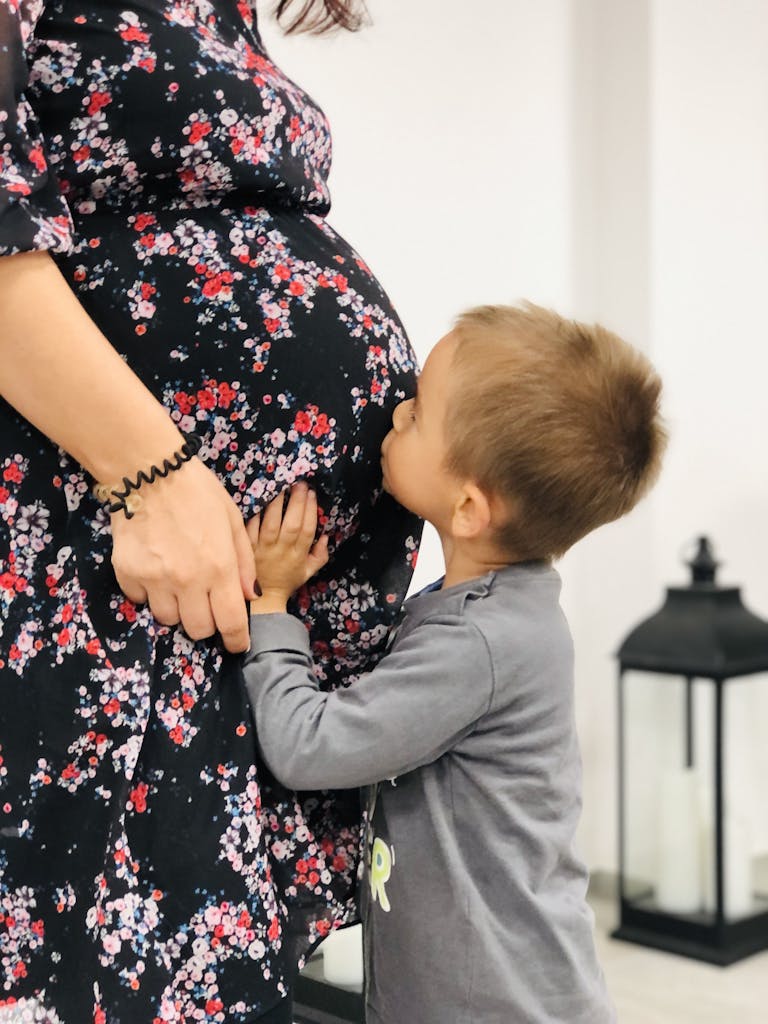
[683,536,719,585]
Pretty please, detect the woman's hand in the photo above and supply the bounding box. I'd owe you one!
[110,458,258,652]
[247,482,329,615]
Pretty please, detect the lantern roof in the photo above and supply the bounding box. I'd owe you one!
[618,537,768,678]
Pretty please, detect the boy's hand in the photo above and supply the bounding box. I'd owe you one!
[247,482,329,614]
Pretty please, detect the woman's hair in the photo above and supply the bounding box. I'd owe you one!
[446,304,667,561]
[274,0,367,34]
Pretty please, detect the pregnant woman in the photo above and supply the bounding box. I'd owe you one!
[0,1,420,1019]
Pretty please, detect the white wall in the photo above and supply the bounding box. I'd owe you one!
[259,0,768,873]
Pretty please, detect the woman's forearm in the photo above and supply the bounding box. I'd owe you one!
[0,250,183,481]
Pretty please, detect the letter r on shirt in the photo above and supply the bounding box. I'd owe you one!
[369,837,394,912]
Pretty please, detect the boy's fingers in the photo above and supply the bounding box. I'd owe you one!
[245,512,260,545]
[300,488,319,540]
[308,533,330,573]
[281,482,308,538]
[260,491,287,542]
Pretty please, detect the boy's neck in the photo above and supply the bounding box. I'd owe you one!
[439,534,522,590]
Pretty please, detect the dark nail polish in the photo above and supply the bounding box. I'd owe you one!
[253,579,262,597]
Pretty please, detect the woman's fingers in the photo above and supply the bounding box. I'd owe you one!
[114,571,149,606]
[148,588,181,627]
[209,574,250,653]
[229,501,259,600]
[176,591,216,641]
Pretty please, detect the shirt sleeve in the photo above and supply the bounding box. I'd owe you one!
[243,612,495,790]
[0,0,74,255]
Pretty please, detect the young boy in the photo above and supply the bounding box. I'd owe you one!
[243,303,666,1024]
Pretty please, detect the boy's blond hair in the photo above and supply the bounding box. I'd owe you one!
[446,303,666,561]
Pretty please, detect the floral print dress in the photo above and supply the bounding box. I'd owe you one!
[0,1,420,1020]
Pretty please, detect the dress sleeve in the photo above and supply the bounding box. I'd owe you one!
[0,0,74,255]
[243,612,495,790]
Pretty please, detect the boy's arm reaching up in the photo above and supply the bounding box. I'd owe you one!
[245,485,494,790]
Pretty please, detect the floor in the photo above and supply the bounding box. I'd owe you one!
[592,897,768,1024]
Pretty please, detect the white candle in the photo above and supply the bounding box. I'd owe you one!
[321,924,364,988]
[699,784,716,914]
[725,812,753,920]
[700,791,754,919]
[656,767,702,914]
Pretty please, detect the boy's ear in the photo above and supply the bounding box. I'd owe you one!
[451,482,492,540]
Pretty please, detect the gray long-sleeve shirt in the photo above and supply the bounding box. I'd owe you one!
[244,563,615,1024]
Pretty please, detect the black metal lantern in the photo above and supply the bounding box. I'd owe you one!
[613,537,768,965]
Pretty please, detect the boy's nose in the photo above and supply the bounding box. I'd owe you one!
[392,398,412,432]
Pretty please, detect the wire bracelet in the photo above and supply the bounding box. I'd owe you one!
[92,433,203,520]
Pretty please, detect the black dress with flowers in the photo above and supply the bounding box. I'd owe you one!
[0,1,420,1020]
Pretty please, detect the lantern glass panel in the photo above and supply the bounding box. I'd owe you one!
[719,673,768,920]
[623,671,768,921]
[623,672,704,914]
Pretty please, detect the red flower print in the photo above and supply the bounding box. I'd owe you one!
[311,413,330,438]
[267,916,280,941]
[217,382,237,408]
[189,121,212,145]
[120,25,149,42]
[134,213,155,232]
[87,90,112,116]
[202,277,222,298]
[174,391,194,415]
[28,146,46,172]
[196,387,217,409]
[294,410,312,434]
[129,782,148,813]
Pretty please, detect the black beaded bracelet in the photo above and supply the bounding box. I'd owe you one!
[92,433,203,520]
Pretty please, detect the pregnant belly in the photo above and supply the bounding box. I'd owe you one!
[54,205,417,516]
